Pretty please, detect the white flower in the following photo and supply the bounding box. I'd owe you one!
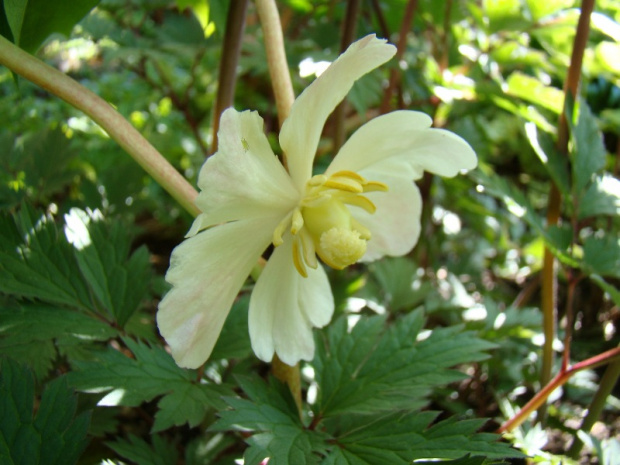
[157,35,477,368]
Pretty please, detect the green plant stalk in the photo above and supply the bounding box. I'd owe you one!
[255,0,302,415]
[567,353,620,458]
[211,0,249,154]
[0,35,200,217]
[538,0,594,420]
[498,346,620,433]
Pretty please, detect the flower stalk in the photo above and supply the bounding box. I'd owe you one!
[0,35,200,217]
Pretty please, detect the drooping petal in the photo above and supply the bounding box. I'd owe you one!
[280,35,396,191]
[249,234,334,366]
[353,169,422,261]
[327,110,477,180]
[157,217,277,368]
[187,109,299,236]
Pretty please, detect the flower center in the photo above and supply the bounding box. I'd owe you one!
[272,170,387,277]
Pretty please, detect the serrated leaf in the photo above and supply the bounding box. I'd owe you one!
[570,101,607,194]
[327,412,522,463]
[70,210,151,327]
[2,0,99,53]
[0,206,152,328]
[578,175,620,219]
[68,338,231,432]
[212,376,328,465]
[313,312,496,417]
[0,205,93,311]
[0,359,90,465]
[524,122,570,196]
[506,72,563,114]
[106,434,178,465]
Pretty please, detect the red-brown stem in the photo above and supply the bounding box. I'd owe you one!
[211,0,249,154]
[498,347,620,433]
[538,0,595,418]
[380,0,418,114]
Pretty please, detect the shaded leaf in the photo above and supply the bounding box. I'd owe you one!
[578,175,620,219]
[313,311,496,417]
[106,434,178,465]
[570,101,607,194]
[68,338,231,432]
[0,359,90,465]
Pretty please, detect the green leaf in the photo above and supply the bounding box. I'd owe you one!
[212,376,328,465]
[313,312,496,417]
[0,304,116,378]
[369,257,430,312]
[0,205,152,328]
[70,209,151,327]
[570,101,607,194]
[0,205,94,310]
[582,235,620,278]
[472,170,578,267]
[325,412,522,463]
[590,275,620,308]
[0,359,91,465]
[506,72,564,114]
[210,295,253,360]
[578,175,620,219]
[106,434,178,465]
[68,338,231,432]
[2,0,100,53]
[524,123,570,197]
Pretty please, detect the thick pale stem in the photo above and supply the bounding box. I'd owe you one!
[255,0,295,128]
[0,35,200,217]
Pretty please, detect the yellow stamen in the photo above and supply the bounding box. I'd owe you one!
[338,193,377,213]
[292,238,308,277]
[291,208,304,234]
[363,180,388,192]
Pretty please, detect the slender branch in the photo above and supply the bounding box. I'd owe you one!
[0,35,200,216]
[332,0,361,152]
[212,0,249,154]
[567,353,620,457]
[498,347,620,433]
[255,0,295,128]
[370,0,391,39]
[538,0,594,419]
[380,0,418,114]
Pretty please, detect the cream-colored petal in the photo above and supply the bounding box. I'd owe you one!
[353,170,422,261]
[280,35,396,191]
[249,234,334,366]
[189,108,299,235]
[327,110,477,180]
[157,217,276,368]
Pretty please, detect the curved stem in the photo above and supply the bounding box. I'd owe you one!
[0,35,200,217]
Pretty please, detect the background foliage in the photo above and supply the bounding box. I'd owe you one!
[1,0,619,463]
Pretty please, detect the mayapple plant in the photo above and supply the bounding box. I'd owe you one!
[157,35,477,368]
